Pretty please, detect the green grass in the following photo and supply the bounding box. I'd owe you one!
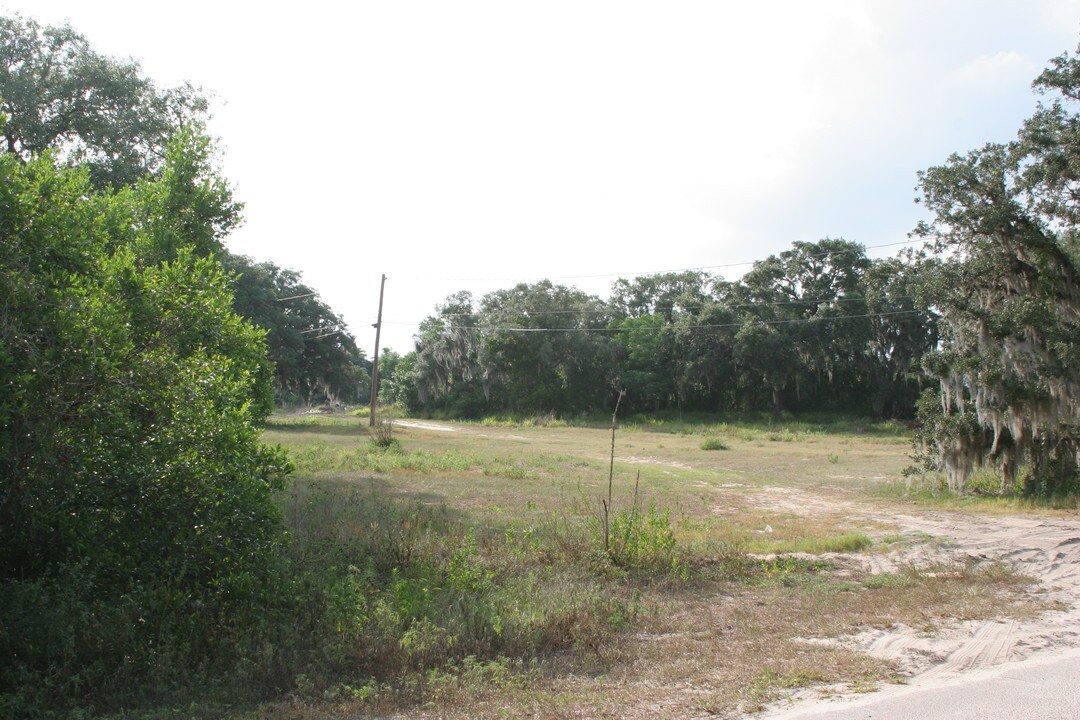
[278,474,643,701]
[381,409,915,440]
[288,442,486,475]
[619,410,913,438]
[748,532,873,555]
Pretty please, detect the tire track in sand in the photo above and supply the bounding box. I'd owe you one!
[747,487,1080,693]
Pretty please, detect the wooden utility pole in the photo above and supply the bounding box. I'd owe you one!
[369,274,386,426]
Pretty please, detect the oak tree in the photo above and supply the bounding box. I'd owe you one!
[0,14,208,188]
[915,47,1080,493]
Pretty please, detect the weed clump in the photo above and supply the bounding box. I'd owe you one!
[370,412,398,449]
[701,436,730,451]
[275,479,639,706]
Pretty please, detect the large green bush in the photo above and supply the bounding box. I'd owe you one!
[0,129,292,713]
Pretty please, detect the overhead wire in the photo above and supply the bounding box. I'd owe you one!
[275,291,319,302]
[406,308,928,335]
[414,293,921,322]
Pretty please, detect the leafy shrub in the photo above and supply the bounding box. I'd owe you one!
[701,436,730,451]
[0,135,302,716]
[603,503,686,577]
[276,478,642,695]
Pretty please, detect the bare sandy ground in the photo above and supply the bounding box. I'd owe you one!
[396,419,530,441]
[395,420,460,432]
[755,487,1080,718]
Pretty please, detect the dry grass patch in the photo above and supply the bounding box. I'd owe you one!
[249,558,1044,720]
[529,558,1042,718]
[247,414,1062,720]
[678,505,877,557]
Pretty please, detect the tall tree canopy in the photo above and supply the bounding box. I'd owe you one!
[481,281,622,414]
[915,46,1080,494]
[400,242,934,419]
[610,272,710,410]
[0,13,369,409]
[407,292,489,416]
[406,283,622,417]
[0,14,208,188]
[734,239,872,411]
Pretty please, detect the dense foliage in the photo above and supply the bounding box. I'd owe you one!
[912,46,1080,494]
[402,242,937,419]
[0,17,390,713]
[0,125,295,711]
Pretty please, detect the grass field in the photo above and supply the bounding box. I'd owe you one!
[249,413,1045,719]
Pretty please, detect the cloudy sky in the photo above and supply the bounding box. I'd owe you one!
[6,1,1079,355]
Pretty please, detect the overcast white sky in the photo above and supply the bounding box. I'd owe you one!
[6,1,1080,355]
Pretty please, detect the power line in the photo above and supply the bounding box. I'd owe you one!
[276,291,319,302]
[361,239,930,336]
[380,293,923,325]
[407,309,927,335]
[497,294,903,316]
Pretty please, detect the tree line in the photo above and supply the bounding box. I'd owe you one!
[224,254,371,405]
[0,13,372,408]
[908,49,1080,495]
[0,13,359,712]
[392,240,937,420]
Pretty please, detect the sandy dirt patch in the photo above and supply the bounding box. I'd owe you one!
[395,420,460,432]
[625,455,693,469]
[754,487,1080,717]
[395,420,529,441]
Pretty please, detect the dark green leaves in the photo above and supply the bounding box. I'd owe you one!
[0,127,289,709]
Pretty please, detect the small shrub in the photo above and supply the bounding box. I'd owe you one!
[604,503,685,576]
[400,617,454,668]
[448,529,494,592]
[748,555,832,588]
[701,437,729,451]
[748,532,872,556]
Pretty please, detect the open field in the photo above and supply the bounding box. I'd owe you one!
[252,414,1079,719]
